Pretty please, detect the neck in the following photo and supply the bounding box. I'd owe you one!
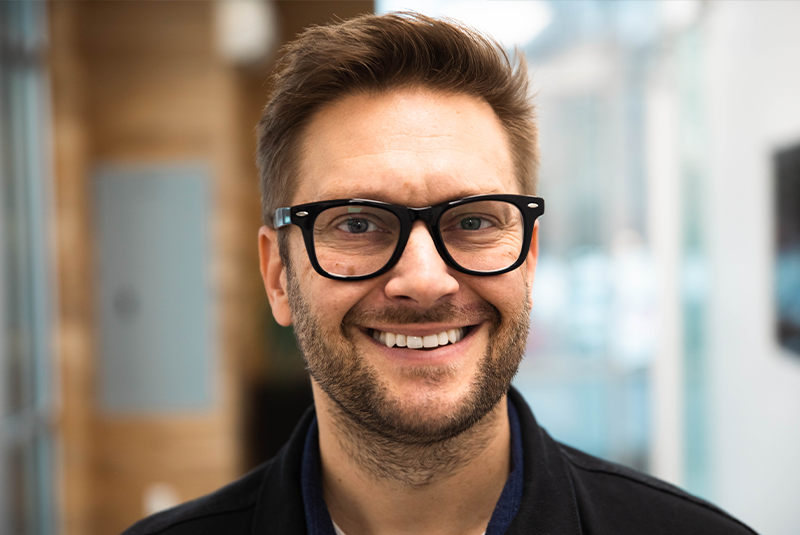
[313,382,511,535]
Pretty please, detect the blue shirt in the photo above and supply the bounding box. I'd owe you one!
[301,398,524,535]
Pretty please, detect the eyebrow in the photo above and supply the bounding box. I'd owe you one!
[313,187,507,205]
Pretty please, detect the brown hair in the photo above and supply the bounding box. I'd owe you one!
[257,12,538,226]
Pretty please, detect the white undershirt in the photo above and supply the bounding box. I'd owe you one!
[332,519,486,535]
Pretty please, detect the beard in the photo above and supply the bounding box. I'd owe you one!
[285,263,531,447]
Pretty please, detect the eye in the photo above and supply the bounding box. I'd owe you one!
[459,216,491,230]
[338,217,378,234]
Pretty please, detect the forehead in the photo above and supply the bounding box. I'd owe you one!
[294,88,517,207]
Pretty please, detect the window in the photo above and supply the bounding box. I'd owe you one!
[0,2,56,533]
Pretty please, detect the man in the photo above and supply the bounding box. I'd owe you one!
[124,13,755,535]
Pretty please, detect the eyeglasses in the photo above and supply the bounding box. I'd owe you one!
[273,194,544,281]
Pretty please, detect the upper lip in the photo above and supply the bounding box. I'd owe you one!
[364,323,476,337]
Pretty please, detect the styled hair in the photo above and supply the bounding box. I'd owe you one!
[257,12,538,225]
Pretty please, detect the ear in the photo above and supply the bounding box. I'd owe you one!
[525,220,540,309]
[258,226,292,326]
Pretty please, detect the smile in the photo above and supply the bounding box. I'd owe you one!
[369,327,469,349]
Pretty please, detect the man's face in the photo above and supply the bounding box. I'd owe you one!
[261,88,538,443]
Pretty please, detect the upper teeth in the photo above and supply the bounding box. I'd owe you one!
[372,328,466,349]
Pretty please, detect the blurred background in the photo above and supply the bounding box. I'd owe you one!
[1,0,799,534]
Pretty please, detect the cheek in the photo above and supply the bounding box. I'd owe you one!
[472,272,530,314]
[296,263,380,330]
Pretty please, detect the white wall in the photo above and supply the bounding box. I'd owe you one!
[704,2,800,533]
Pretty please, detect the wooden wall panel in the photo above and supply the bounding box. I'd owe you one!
[50,3,95,535]
[86,58,219,159]
[49,1,374,533]
[81,3,245,533]
[51,2,246,534]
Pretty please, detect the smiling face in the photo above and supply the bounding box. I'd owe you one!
[260,88,538,443]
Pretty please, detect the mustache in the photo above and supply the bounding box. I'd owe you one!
[341,300,501,328]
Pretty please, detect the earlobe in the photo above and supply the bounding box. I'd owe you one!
[258,226,293,326]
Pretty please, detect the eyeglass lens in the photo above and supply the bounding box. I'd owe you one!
[311,200,525,278]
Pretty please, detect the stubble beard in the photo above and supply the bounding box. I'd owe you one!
[285,263,530,487]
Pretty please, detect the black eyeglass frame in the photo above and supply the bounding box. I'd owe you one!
[273,194,545,281]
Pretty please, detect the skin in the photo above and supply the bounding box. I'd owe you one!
[259,88,539,535]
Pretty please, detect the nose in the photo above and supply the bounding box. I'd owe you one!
[383,221,459,308]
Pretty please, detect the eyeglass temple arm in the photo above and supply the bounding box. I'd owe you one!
[274,207,292,229]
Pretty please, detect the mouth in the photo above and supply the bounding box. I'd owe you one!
[368,326,472,349]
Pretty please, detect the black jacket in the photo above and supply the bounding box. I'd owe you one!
[122,388,757,534]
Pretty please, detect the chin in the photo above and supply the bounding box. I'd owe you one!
[352,370,509,444]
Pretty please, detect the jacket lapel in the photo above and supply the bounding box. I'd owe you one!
[251,404,316,534]
[506,387,583,534]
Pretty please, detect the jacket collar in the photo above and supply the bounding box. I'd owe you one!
[505,387,582,534]
[251,402,314,534]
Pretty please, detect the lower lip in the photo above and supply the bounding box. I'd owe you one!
[364,325,481,365]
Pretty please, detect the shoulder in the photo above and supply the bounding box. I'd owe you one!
[558,443,758,534]
[507,388,758,534]
[120,462,270,535]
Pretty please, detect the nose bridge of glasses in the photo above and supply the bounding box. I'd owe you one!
[408,205,445,244]
[405,206,443,246]
[399,207,451,269]
[406,205,435,225]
